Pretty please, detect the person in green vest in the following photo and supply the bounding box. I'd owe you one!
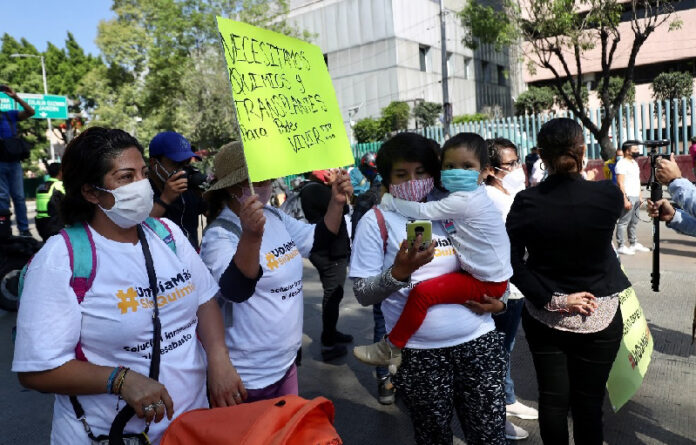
[35,162,64,240]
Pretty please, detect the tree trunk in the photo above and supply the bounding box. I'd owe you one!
[598,134,615,161]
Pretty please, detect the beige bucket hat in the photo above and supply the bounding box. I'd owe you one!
[204,141,249,196]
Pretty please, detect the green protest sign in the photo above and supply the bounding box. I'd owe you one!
[606,287,654,411]
[217,17,354,182]
[0,93,68,120]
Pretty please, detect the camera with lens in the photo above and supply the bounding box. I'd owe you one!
[181,165,208,191]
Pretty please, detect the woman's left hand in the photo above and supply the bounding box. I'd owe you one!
[330,169,353,205]
[207,357,247,407]
[464,296,505,315]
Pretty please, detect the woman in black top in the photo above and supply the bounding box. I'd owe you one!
[506,118,631,445]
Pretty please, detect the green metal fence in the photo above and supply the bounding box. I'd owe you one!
[284,96,696,188]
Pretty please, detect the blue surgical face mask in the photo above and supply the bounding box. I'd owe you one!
[440,169,480,192]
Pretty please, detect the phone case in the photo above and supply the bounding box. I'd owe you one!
[406,220,432,250]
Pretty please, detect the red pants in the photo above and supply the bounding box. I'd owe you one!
[389,272,508,349]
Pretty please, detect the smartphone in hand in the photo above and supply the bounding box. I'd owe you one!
[406,220,432,251]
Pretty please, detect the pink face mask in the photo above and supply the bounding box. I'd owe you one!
[235,184,273,205]
[389,177,434,202]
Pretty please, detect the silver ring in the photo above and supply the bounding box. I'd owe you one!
[154,400,164,407]
[234,392,241,398]
[143,405,154,413]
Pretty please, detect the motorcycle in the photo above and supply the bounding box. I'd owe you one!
[0,209,42,312]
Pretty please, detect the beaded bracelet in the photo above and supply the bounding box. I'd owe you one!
[106,366,123,394]
[115,368,131,396]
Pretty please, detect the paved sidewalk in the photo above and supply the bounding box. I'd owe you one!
[0,206,694,444]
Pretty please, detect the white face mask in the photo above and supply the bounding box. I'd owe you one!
[96,179,154,229]
[494,166,526,195]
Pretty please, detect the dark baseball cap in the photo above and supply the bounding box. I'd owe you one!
[149,131,201,162]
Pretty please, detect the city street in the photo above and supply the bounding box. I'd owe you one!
[1,210,694,444]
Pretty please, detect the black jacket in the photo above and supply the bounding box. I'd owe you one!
[506,174,631,308]
[300,181,350,259]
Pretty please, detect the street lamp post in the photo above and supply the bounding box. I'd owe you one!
[10,53,55,161]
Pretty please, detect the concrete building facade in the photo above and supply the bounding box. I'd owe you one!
[524,0,696,109]
[286,0,513,140]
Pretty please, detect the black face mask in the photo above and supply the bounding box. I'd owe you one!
[630,151,641,158]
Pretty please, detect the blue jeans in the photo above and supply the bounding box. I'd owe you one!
[373,303,389,378]
[0,161,28,231]
[493,298,525,405]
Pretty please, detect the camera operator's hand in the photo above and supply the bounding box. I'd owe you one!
[647,199,676,223]
[161,170,188,205]
[656,154,682,185]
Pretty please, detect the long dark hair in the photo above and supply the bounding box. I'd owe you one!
[376,133,441,187]
[60,127,144,226]
[537,118,584,175]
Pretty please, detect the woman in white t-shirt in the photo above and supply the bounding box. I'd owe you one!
[199,142,352,402]
[484,138,539,440]
[350,132,507,445]
[12,128,245,445]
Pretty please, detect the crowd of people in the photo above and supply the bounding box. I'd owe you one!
[5,113,683,444]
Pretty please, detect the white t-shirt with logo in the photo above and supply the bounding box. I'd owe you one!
[12,219,219,445]
[349,207,495,349]
[615,158,641,197]
[200,207,315,390]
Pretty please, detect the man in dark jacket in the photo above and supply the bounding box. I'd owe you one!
[300,169,352,361]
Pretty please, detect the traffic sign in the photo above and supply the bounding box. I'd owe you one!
[0,93,68,120]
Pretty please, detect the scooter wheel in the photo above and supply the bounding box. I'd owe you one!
[0,259,23,312]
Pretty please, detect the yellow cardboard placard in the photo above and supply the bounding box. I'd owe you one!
[606,287,653,411]
[217,17,354,182]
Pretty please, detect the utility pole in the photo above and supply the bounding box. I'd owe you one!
[440,0,452,138]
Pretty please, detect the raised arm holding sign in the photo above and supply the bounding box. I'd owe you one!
[216,17,354,184]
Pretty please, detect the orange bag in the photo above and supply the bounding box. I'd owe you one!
[160,395,342,445]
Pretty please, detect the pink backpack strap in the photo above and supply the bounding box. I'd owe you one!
[372,207,388,254]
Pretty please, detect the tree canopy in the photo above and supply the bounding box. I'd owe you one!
[461,0,681,159]
[651,71,693,102]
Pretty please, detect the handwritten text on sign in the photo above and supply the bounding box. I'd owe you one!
[217,17,353,182]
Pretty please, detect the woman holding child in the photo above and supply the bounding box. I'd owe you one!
[350,132,508,445]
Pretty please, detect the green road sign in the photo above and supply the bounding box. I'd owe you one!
[0,93,68,120]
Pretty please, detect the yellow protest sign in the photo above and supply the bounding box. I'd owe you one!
[217,17,354,182]
[606,287,654,411]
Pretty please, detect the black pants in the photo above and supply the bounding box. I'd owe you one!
[522,306,623,445]
[392,330,507,445]
[308,252,348,346]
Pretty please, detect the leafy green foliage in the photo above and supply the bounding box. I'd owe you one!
[0,33,102,173]
[353,118,384,143]
[87,0,307,152]
[596,76,635,107]
[452,113,489,124]
[651,71,694,102]
[412,101,443,128]
[514,86,555,115]
[557,81,589,110]
[380,101,410,132]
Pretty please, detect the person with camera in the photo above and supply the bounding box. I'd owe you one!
[148,131,206,247]
[0,84,35,237]
[615,140,650,255]
[647,153,696,236]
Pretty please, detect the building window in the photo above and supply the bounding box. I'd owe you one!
[482,61,490,83]
[419,45,430,72]
[497,65,506,86]
[464,57,472,79]
[446,52,453,76]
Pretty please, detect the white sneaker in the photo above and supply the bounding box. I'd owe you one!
[631,242,650,252]
[505,420,529,440]
[617,245,635,255]
[506,400,539,420]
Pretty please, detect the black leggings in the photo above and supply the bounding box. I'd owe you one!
[522,306,623,445]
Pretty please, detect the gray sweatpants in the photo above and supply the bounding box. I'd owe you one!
[616,196,640,247]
